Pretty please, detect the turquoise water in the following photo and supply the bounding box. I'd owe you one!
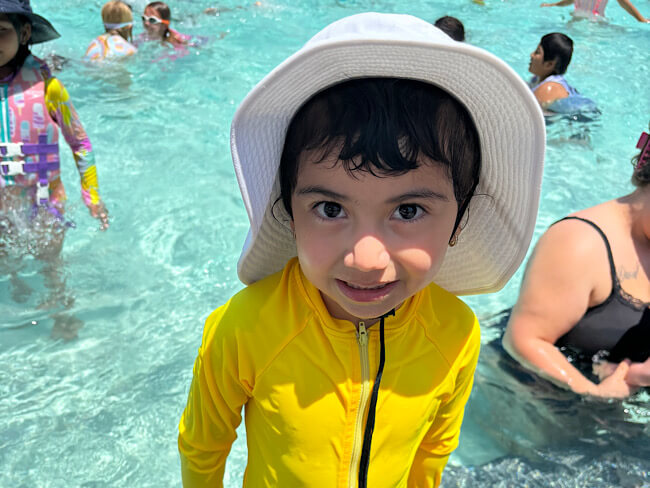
[1,0,649,486]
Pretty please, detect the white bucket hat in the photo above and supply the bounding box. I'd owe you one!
[231,12,545,295]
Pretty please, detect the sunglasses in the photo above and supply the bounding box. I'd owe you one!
[141,15,170,25]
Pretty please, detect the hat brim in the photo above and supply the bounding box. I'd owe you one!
[231,16,545,295]
[25,13,61,44]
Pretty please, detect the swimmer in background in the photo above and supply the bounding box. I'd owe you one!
[0,0,108,338]
[135,2,215,59]
[139,2,190,47]
[503,128,650,397]
[540,0,649,23]
[528,33,580,109]
[434,16,465,41]
[84,0,137,62]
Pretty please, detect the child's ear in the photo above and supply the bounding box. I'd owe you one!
[290,220,295,238]
[20,24,32,45]
[543,58,557,73]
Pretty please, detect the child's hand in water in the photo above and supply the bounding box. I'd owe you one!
[593,359,617,380]
[88,201,109,230]
[593,360,638,398]
[625,357,650,387]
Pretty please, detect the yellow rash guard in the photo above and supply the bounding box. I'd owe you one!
[179,258,480,487]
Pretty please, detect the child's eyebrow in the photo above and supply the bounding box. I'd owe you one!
[295,187,451,203]
[295,186,349,201]
[386,189,451,203]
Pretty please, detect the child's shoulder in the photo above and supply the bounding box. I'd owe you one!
[417,282,480,360]
[201,259,310,350]
[19,54,52,79]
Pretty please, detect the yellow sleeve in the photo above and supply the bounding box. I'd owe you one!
[178,305,251,487]
[44,75,100,205]
[408,316,481,488]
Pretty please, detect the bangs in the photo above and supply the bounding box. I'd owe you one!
[280,78,481,217]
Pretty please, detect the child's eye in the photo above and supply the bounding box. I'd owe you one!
[314,201,346,219]
[393,204,424,221]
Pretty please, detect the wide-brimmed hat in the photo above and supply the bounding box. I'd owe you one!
[0,0,60,44]
[231,12,545,295]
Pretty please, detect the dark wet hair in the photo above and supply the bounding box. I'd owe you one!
[279,78,481,236]
[434,16,465,42]
[4,14,32,72]
[540,33,573,75]
[631,125,650,187]
[147,1,171,21]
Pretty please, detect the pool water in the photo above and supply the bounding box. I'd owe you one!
[1,0,649,486]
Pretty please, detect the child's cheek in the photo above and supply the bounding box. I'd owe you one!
[296,228,335,261]
[394,247,445,275]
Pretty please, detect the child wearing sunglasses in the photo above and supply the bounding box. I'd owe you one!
[178,12,546,488]
[84,0,137,62]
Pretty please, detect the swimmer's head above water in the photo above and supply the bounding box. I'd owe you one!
[529,32,573,79]
[142,2,172,41]
[101,0,133,42]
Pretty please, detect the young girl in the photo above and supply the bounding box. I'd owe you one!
[178,13,545,487]
[0,2,108,234]
[84,0,137,62]
[0,0,108,337]
[135,1,212,62]
[140,1,189,47]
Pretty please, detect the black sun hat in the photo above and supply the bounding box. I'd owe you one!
[0,0,60,44]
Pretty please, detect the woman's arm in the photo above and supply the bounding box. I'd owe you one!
[615,0,649,22]
[503,220,634,398]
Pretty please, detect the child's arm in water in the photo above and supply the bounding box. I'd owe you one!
[540,0,574,6]
[44,74,109,229]
[408,319,480,488]
[178,306,249,487]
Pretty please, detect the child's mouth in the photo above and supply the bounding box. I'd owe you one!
[336,279,398,302]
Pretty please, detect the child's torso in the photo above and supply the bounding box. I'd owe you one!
[0,56,60,202]
[214,259,478,487]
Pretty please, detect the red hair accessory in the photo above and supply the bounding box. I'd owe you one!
[636,131,650,171]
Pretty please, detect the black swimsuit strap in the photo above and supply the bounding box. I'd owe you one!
[554,216,619,289]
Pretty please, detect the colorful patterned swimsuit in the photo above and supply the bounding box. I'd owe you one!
[84,33,137,62]
[0,55,101,222]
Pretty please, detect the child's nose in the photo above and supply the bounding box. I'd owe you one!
[344,235,390,271]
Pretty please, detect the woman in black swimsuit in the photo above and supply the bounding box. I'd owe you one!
[503,128,650,398]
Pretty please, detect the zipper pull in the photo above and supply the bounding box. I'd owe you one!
[357,321,368,347]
